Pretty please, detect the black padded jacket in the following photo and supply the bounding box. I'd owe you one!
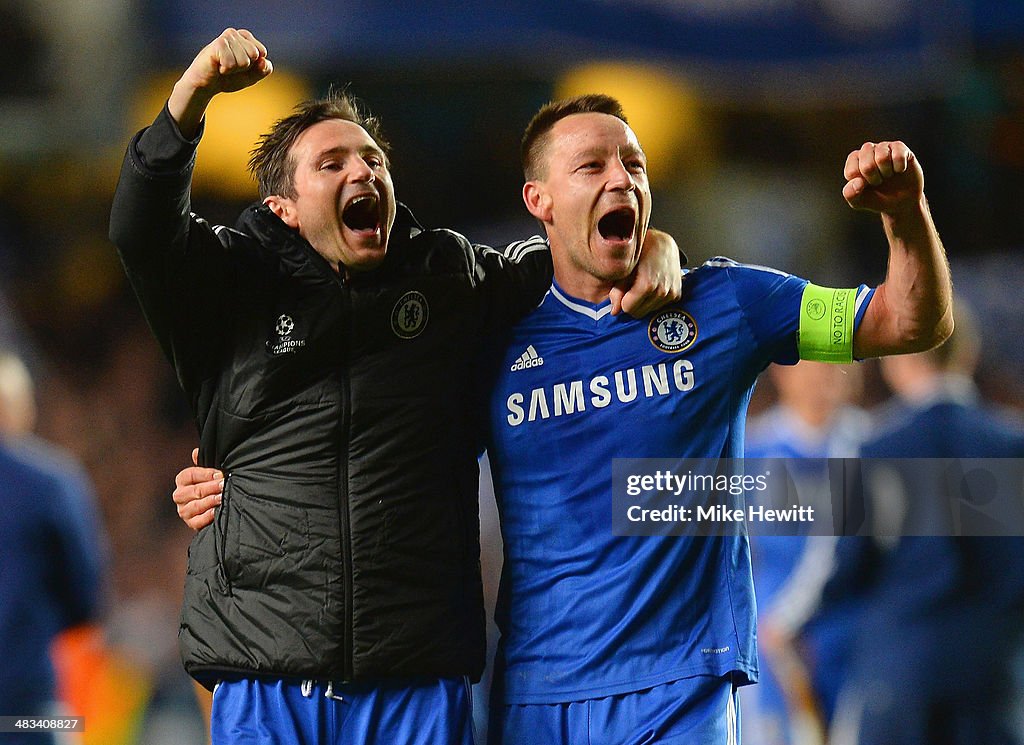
[109,105,551,688]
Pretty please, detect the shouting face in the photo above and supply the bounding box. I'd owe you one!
[523,112,652,299]
[267,118,397,274]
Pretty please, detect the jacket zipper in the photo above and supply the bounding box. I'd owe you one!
[337,279,354,680]
[215,473,232,595]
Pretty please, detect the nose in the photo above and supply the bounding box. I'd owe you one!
[348,154,374,183]
[606,158,635,192]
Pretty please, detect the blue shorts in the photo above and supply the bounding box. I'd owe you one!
[211,677,475,745]
[491,674,739,745]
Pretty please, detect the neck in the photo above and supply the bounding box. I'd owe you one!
[553,270,614,304]
[550,247,615,304]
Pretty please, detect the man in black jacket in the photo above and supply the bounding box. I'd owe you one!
[111,28,678,745]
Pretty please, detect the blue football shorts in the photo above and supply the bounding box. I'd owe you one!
[491,673,739,745]
[211,676,475,745]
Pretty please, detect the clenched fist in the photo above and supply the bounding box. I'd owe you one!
[180,27,273,96]
[842,141,924,216]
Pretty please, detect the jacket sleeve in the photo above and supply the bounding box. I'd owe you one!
[108,103,232,403]
[468,236,553,332]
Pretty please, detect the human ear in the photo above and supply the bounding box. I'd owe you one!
[522,181,553,222]
[264,195,299,229]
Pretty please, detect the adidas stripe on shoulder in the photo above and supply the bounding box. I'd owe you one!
[500,236,549,262]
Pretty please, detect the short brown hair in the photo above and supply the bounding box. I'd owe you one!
[520,94,628,181]
[248,88,389,199]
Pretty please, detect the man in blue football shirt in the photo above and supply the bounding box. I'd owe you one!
[175,93,952,743]
[481,94,951,744]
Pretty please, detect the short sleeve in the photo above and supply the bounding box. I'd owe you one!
[724,261,808,366]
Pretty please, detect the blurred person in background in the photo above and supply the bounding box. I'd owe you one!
[742,362,870,745]
[111,27,679,745]
[0,350,106,744]
[818,304,1024,745]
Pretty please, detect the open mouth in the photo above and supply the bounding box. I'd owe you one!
[597,207,636,243]
[342,194,381,234]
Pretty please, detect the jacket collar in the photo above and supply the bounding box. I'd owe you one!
[235,201,423,283]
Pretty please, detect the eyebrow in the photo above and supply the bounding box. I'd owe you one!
[570,144,647,163]
[312,144,387,164]
[620,144,647,162]
[570,146,607,162]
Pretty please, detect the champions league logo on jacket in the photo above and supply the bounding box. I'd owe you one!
[267,313,307,355]
[648,310,698,353]
[391,291,429,339]
[275,314,294,336]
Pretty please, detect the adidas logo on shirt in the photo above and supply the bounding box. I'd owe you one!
[510,345,544,372]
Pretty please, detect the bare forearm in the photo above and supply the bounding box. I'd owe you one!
[168,79,215,140]
[855,196,953,357]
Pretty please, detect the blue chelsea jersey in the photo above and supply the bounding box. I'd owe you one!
[485,257,872,705]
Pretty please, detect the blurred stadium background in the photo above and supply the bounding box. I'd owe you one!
[1,1,1022,743]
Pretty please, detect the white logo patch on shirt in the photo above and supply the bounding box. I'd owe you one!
[648,310,698,353]
[510,345,544,372]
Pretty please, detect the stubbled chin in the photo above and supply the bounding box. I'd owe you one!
[338,227,385,265]
[346,247,387,272]
[591,237,638,277]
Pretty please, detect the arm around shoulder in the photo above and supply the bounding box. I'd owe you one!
[471,236,553,330]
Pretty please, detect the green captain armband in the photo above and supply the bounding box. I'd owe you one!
[797,284,857,363]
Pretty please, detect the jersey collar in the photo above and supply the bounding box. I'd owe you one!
[549,281,614,321]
